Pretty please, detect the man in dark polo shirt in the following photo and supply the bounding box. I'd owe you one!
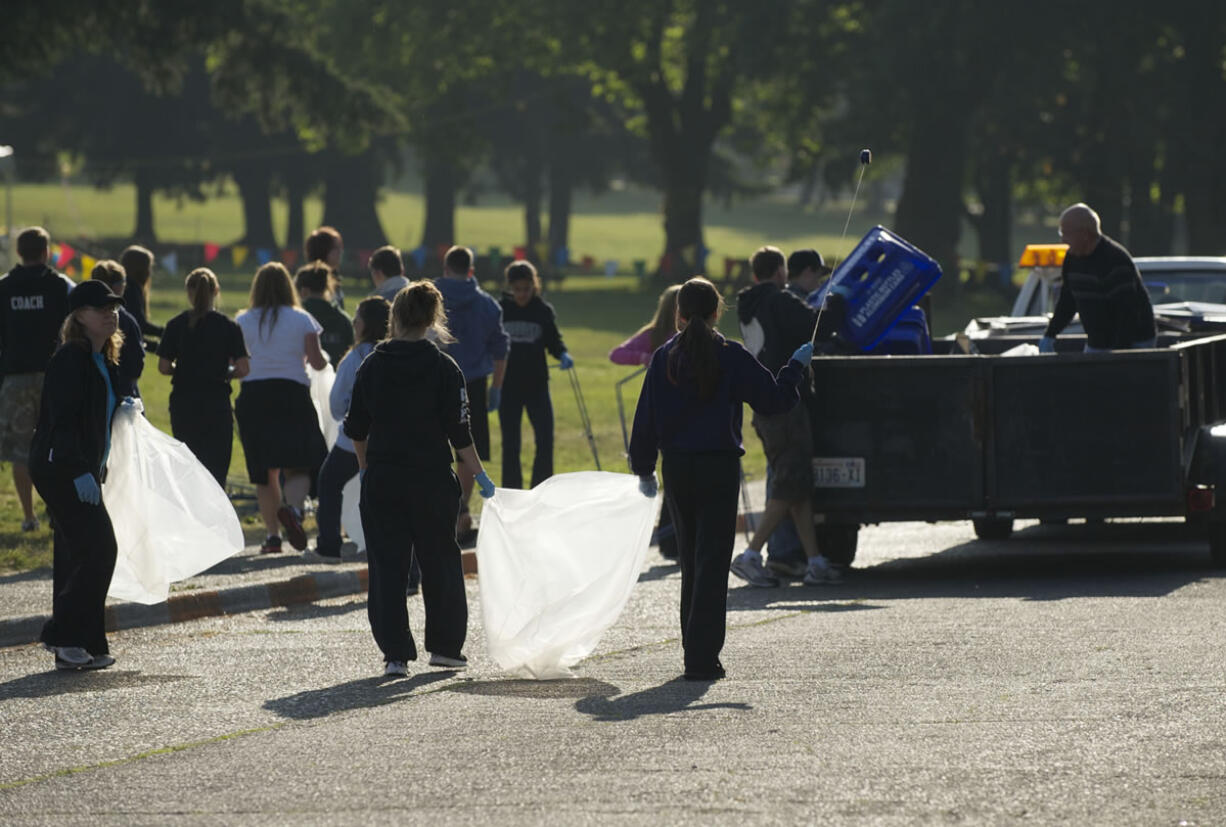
[1039,203,1156,353]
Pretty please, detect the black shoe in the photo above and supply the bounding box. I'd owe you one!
[259,535,283,555]
[277,506,308,551]
[683,661,725,681]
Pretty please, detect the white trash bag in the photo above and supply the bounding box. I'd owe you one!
[103,401,245,605]
[1002,342,1040,357]
[309,363,338,447]
[340,473,365,553]
[476,471,661,679]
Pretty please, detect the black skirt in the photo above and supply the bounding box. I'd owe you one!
[234,378,328,484]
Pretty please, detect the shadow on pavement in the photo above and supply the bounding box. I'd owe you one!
[0,567,51,585]
[638,562,680,583]
[264,671,453,720]
[725,522,1221,608]
[447,677,620,700]
[0,669,187,700]
[574,677,751,722]
[266,599,368,622]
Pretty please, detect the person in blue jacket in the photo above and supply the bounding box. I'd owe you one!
[30,280,130,671]
[629,277,811,681]
[309,296,390,563]
[434,246,509,537]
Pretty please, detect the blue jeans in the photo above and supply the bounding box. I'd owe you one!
[499,384,554,489]
[315,446,358,555]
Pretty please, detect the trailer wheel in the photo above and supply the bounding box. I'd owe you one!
[817,525,859,566]
[1210,523,1226,569]
[973,517,1014,541]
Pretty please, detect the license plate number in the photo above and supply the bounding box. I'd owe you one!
[813,458,865,488]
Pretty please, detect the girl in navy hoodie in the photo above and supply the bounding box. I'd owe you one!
[628,277,811,681]
[498,261,572,488]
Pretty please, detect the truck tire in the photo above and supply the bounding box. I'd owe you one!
[973,517,1014,541]
[1210,524,1226,569]
[816,525,859,566]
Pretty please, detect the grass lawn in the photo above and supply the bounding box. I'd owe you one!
[1,183,1017,572]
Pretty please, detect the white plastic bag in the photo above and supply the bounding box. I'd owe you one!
[476,471,661,679]
[1002,343,1040,357]
[309,363,338,447]
[103,402,245,604]
[340,473,365,552]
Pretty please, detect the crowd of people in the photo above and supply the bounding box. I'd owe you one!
[0,201,1146,681]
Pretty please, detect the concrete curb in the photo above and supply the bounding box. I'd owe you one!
[0,549,479,649]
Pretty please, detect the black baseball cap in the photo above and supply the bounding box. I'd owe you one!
[67,280,125,312]
[787,249,832,277]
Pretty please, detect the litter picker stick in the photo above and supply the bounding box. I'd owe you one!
[615,366,647,470]
[812,148,872,347]
[739,460,755,544]
[566,366,602,471]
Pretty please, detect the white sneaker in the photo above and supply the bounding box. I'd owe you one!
[730,550,780,588]
[803,557,844,586]
[384,661,408,677]
[82,654,115,670]
[52,646,93,668]
[428,653,468,670]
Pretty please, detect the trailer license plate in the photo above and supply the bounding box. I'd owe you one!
[813,458,865,488]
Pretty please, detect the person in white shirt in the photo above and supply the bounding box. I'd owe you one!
[234,262,329,554]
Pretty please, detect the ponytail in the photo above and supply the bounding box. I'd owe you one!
[667,277,724,401]
[185,268,220,328]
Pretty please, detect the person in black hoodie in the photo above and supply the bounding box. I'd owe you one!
[732,246,841,589]
[29,280,129,671]
[343,280,496,677]
[629,277,810,681]
[498,261,573,489]
[88,260,145,398]
[0,227,76,533]
[120,245,162,350]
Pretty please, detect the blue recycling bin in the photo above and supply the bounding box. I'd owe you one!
[824,226,942,351]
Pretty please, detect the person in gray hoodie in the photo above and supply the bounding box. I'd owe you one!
[433,245,509,537]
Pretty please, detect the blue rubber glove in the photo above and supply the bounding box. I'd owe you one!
[791,342,814,365]
[476,470,496,499]
[73,473,100,506]
[487,386,502,412]
[559,352,575,370]
[638,474,658,497]
[1038,336,1056,354]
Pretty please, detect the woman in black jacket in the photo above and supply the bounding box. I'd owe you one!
[343,281,495,677]
[29,281,128,671]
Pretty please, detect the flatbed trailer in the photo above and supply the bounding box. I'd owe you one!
[807,333,1226,567]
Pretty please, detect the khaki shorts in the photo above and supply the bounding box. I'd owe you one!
[751,402,814,502]
[0,373,44,464]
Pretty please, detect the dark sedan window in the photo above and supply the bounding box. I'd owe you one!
[1142,271,1226,303]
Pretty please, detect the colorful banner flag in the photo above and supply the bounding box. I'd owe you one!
[488,246,501,266]
[633,260,647,278]
[513,246,527,261]
[581,255,595,273]
[552,246,569,269]
[680,245,697,269]
[80,255,97,276]
[255,248,273,266]
[281,249,299,269]
[161,251,178,275]
[603,260,618,277]
[232,245,249,268]
[534,242,549,264]
[56,243,76,268]
[411,246,428,269]
[203,243,221,264]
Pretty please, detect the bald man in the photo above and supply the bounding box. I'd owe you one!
[1038,203,1156,353]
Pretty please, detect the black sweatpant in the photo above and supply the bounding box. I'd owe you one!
[32,470,118,656]
[360,464,467,662]
[660,450,740,672]
[170,391,233,488]
[499,383,554,489]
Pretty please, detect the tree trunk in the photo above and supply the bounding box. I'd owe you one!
[285,175,306,253]
[1175,9,1226,255]
[523,178,542,252]
[547,156,573,261]
[322,150,387,252]
[133,168,156,243]
[232,164,277,250]
[894,98,971,286]
[972,149,1012,267]
[421,158,457,253]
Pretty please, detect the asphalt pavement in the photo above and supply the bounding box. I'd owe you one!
[1,517,1224,824]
